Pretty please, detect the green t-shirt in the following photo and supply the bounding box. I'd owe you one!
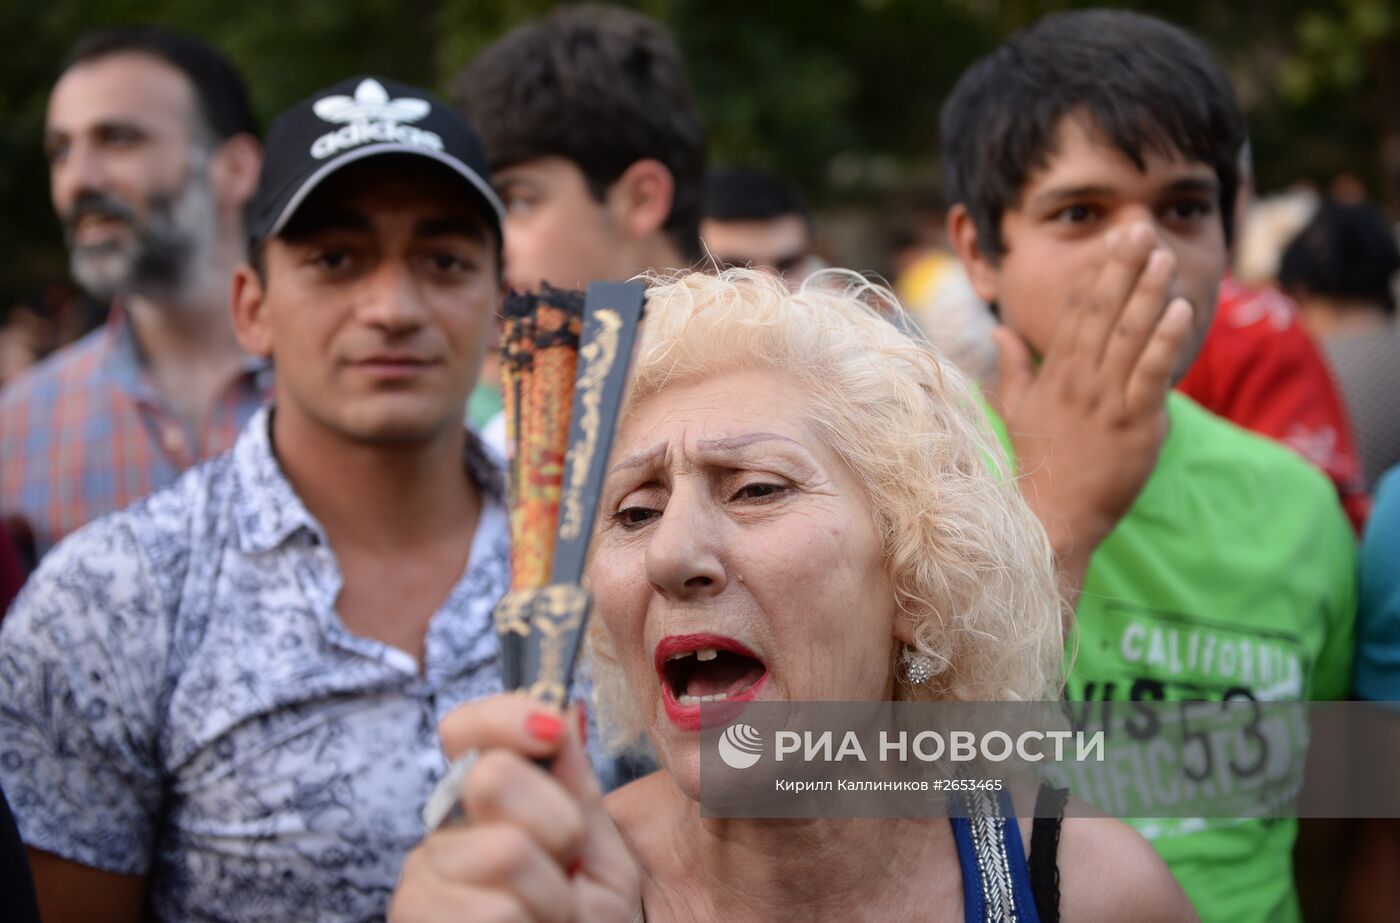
[468,383,504,431]
[992,393,1356,923]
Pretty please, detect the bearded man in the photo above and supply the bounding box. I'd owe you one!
[0,26,266,560]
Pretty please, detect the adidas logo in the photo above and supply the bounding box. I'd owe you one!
[309,79,444,160]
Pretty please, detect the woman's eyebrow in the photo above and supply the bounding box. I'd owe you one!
[693,434,822,478]
[607,433,810,477]
[693,433,802,453]
[609,443,666,476]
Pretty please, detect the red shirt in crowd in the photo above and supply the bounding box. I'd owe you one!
[1178,274,1370,532]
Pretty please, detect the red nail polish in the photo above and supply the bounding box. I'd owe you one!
[577,706,588,747]
[526,712,564,743]
[566,858,583,878]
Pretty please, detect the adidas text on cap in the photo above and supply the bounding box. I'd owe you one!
[248,76,505,242]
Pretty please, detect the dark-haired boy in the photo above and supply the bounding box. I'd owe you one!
[0,27,266,559]
[1,76,511,922]
[702,165,823,283]
[943,11,1354,923]
[452,3,705,293]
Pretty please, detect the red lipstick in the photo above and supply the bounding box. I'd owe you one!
[655,633,769,731]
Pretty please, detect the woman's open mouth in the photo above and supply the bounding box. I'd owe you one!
[654,634,769,730]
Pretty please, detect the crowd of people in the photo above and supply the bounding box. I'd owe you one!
[0,5,1396,922]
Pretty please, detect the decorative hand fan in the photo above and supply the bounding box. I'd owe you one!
[423,281,646,832]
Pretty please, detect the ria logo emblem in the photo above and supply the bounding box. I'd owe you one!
[309,79,444,160]
[718,723,764,770]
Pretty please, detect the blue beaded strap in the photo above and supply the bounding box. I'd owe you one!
[950,787,1042,923]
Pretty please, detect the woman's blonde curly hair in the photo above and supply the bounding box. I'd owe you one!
[586,267,1064,753]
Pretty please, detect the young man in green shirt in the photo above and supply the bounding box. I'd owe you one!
[943,11,1356,922]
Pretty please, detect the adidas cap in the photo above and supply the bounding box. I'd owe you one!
[248,75,504,241]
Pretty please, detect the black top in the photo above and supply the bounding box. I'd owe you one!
[0,783,40,923]
[1030,784,1069,923]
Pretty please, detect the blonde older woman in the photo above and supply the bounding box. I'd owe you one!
[389,269,1195,923]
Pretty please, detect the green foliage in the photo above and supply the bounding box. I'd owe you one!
[1282,0,1397,101]
[0,0,1393,307]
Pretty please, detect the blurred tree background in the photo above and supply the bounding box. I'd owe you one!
[2,0,1398,312]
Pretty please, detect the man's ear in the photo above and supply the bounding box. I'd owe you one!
[210,134,263,211]
[230,263,274,358]
[606,158,675,240]
[947,204,1000,304]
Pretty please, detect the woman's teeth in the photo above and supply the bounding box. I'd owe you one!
[664,646,764,706]
[667,649,720,704]
[667,647,719,662]
[678,691,730,705]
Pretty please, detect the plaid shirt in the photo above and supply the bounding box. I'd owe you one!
[0,309,268,559]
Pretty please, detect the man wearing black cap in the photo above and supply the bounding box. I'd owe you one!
[0,76,511,923]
